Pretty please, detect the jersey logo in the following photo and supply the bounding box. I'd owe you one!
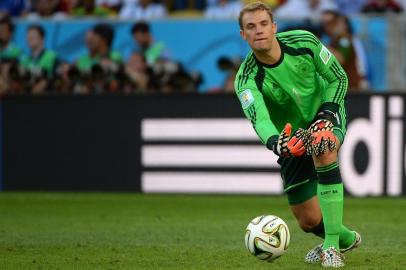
[239,89,254,109]
[319,45,332,65]
[296,60,311,76]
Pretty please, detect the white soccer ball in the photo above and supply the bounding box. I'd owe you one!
[244,215,290,262]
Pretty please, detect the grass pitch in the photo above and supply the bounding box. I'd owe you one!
[0,193,405,269]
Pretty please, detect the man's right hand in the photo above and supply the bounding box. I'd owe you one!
[269,123,310,157]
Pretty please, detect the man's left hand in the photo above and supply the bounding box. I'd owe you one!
[307,119,337,156]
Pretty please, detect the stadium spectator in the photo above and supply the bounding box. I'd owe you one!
[0,15,25,95]
[169,0,206,12]
[58,0,79,14]
[20,25,58,94]
[321,10,369,90]
[124,51,157,93]
[0,60,29,94]
[53,63,83,94]
[333,0,368,14]
[70,0,117,17]
[209,56,241,93]
[119,0,167,20]
[151,60,202,93]
[75,23,123,93]
[131,21,170,65]
[130,22,201,93]
[96,0,122,11]
[0,0,27,17]
[0,62,10,95]
[76,23,122,71]
[204,0,243,19]
[361,0,403,12]
[27,0,65,19]
[275,0,337,19]
[0,15,22,62]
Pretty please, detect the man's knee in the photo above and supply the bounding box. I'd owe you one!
[291,196,323,234]
[313,150,338,166]
[299,216,323,233]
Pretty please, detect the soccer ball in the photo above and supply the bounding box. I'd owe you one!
[244,215,290,262]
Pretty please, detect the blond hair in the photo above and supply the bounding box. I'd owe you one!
[238,2,274,30]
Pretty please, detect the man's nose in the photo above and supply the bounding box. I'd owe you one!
[256,26,263,34]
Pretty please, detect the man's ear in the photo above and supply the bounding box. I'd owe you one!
[272,22,278,34]
[240,29,246,40]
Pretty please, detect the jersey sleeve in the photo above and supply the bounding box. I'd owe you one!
[307,32,348,105]
[234,80,279,145]
[303,32,348,139]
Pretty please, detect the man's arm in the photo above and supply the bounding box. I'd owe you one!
[235,84,308,156]
[235,86,279,146]
[304,32,349,142]
[302,31,349,153]
[313,37,348,106]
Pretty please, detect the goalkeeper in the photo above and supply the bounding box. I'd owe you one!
[235,2,361,268]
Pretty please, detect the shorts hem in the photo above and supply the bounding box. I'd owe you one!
[286,178,318,205]
[284,178,310,192]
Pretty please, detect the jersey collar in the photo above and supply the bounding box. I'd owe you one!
[253,38,284,68]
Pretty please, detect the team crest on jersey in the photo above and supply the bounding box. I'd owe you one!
[239,89,254,109]
[319,45,332,65]
[296,60,311,76]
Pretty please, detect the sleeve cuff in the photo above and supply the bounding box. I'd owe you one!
[318,102,339,114]
[314,102,340,126]
[266,135,279,152]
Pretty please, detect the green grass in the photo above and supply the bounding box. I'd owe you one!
[0,193,405,269]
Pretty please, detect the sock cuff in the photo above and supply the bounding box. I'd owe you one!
[310,219,325,238]
[316,162,342,185]
[315,162,338,173]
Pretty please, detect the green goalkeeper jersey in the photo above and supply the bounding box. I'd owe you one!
[234,30,348,146]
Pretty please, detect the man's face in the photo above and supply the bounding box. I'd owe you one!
[133,31,150,50]
[27,29,43,51]
[36,0,56,16]
[0,24,11,45]
[127,52,146,71]
[321,13,337,37]
[240,9,277,52]
[85,30,101,52]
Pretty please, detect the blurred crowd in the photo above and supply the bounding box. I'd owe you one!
[0,0,404,19]
[0,16,202,95]
[0,0,404,95]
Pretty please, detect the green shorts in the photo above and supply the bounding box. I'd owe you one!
[278,155,318,205]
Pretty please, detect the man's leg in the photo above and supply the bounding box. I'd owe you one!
[290,195,356,249]
[280,154,357,255]
[313,148,343,251]
[281,154,355,248]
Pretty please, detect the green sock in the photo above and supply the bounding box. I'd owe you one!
[316,162,343,251]
[339,226,355,248]
[311,220,355,249]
